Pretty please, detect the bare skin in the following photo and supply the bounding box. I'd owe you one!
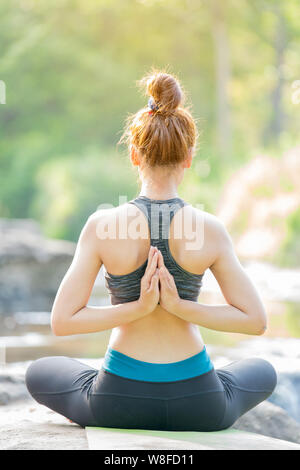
[51,148,267,365]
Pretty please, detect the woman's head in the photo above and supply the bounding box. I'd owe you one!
[119,68,199,174]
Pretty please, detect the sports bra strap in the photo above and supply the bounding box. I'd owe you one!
[128,196,187,244]
[104,196,203,305]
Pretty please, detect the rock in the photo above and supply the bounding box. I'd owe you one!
[0,392,10,406]
[233,400,300,444]
[0,399,88,450]
[0,218,76,314]
[269,371,300,422]
[0,370,30,405]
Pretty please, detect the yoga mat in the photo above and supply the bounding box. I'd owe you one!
[86,426,300,450]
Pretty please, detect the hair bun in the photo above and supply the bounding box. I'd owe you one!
[139,69,183,116]
[118,68,198,167]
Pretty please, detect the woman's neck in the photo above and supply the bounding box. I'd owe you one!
[139,182,179,201]
[138,172,181,201]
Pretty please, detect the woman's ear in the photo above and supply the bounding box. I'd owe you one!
[130,145,140,166]
[183,148,193,169]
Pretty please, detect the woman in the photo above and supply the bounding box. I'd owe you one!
[25,69,277,431]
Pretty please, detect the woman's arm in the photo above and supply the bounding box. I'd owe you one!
[51,213,160,336]
[158,219,267,336]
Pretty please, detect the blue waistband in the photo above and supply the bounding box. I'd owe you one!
[102,346,214,382]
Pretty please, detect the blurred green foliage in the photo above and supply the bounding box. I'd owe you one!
[275,208,300,267]
[0,0,299,265]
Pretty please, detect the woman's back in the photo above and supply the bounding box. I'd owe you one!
[93,196,221,362]
[27,69,276,433]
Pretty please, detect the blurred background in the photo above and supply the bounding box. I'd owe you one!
[0,0,300,432]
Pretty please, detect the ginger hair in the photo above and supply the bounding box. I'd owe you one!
[118,67,199,167]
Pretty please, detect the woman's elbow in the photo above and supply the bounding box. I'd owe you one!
[51,313,70,336]
[244,303,267,335]
[249,317,267,336]
[51,319,65,336]
[255,323,267,335]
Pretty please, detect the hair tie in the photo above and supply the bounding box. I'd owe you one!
[148,96,160,112]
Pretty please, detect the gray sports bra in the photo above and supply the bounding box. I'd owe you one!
[104,195,204,305]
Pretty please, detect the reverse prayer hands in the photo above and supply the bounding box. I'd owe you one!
[138,246,182,314]
[157,249,181,313]
[137,245,160,314]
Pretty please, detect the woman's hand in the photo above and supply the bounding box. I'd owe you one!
[157,250,181,313]
[137,246,160,314]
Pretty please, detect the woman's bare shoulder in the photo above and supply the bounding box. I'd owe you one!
[86,202,146,242]
[89,202,141,221]
[184,204,230,245]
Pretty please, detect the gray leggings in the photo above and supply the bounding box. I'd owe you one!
[25,356,277,431]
